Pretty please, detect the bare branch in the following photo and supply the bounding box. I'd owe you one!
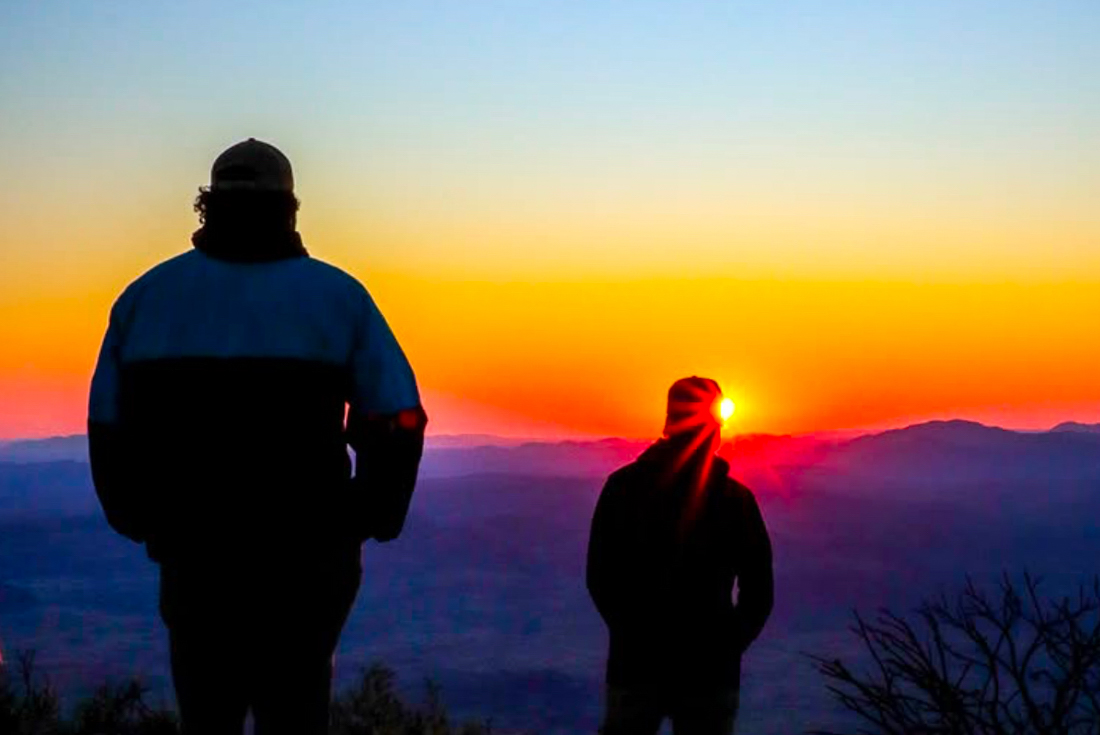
[812,573,1100,735]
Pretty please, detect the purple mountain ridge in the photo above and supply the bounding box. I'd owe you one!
[4,418,1100,492]
[1051,421,1100,435]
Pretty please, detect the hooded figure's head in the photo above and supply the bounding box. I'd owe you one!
[192,138,306,262]
[663,376,726,455]
[643,377,730,518]
[664,376,724,435]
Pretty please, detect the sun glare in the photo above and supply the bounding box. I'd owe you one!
[719,398,735,422]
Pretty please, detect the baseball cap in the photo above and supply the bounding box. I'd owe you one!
[209,138,294,193]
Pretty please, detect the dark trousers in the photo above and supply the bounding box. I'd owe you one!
[159,555,361,735]
[601,684,740,735]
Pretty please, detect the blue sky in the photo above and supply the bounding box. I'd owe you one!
[4,1,1096,230]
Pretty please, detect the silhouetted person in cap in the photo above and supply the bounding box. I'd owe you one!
[88,138,427,735]
[587,377,773,735]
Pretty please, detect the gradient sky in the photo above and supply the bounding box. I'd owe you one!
[2,1,1098,439]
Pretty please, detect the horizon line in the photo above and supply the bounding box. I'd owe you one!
[3,416,1097,446]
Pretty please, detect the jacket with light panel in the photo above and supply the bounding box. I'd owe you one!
[87,248,426,565]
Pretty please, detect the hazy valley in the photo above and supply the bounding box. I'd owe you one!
[2,420,1100,733]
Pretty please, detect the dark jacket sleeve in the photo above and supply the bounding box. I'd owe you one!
[344,282,426,543]
[345,406,427,542]
[734,486,774,652]
[87,304,145,544]
[586,473,624,626]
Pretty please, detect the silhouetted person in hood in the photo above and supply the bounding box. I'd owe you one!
[88,138,427,735]
[587,377,773,735]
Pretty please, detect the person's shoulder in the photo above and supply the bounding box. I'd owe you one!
[296,256,364,287]
[113,251,198,312]
[604,459,647,492]
[292,257,379,308]
[714,460,758,505]
[129,250,198,285]
[726,475,755,497]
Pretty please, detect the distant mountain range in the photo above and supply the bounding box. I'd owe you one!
[0,435,88,464]
[3,419,1100,517]
[420,438,648,479]
[814,419,1100,489]
[4,420,1100,483]
[1051,421,1100,434]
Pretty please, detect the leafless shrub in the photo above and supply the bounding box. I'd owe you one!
[811,573,1100,735]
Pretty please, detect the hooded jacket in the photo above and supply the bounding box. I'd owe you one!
[586,435,774,692]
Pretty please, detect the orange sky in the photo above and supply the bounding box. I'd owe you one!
[3,265,1099,440]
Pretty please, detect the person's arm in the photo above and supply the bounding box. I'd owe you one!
[87,303,145,543]
[345,290,427,543]
[345,406,426,542]
[734,487,774,651]
[586,475,624,626]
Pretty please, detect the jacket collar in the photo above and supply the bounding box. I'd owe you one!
[191,227,309,263]
[637,435,730,482]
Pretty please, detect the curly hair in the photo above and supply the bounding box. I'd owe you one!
[193,187,300,232]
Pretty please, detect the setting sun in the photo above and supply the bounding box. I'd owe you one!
[720,398,735,422]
